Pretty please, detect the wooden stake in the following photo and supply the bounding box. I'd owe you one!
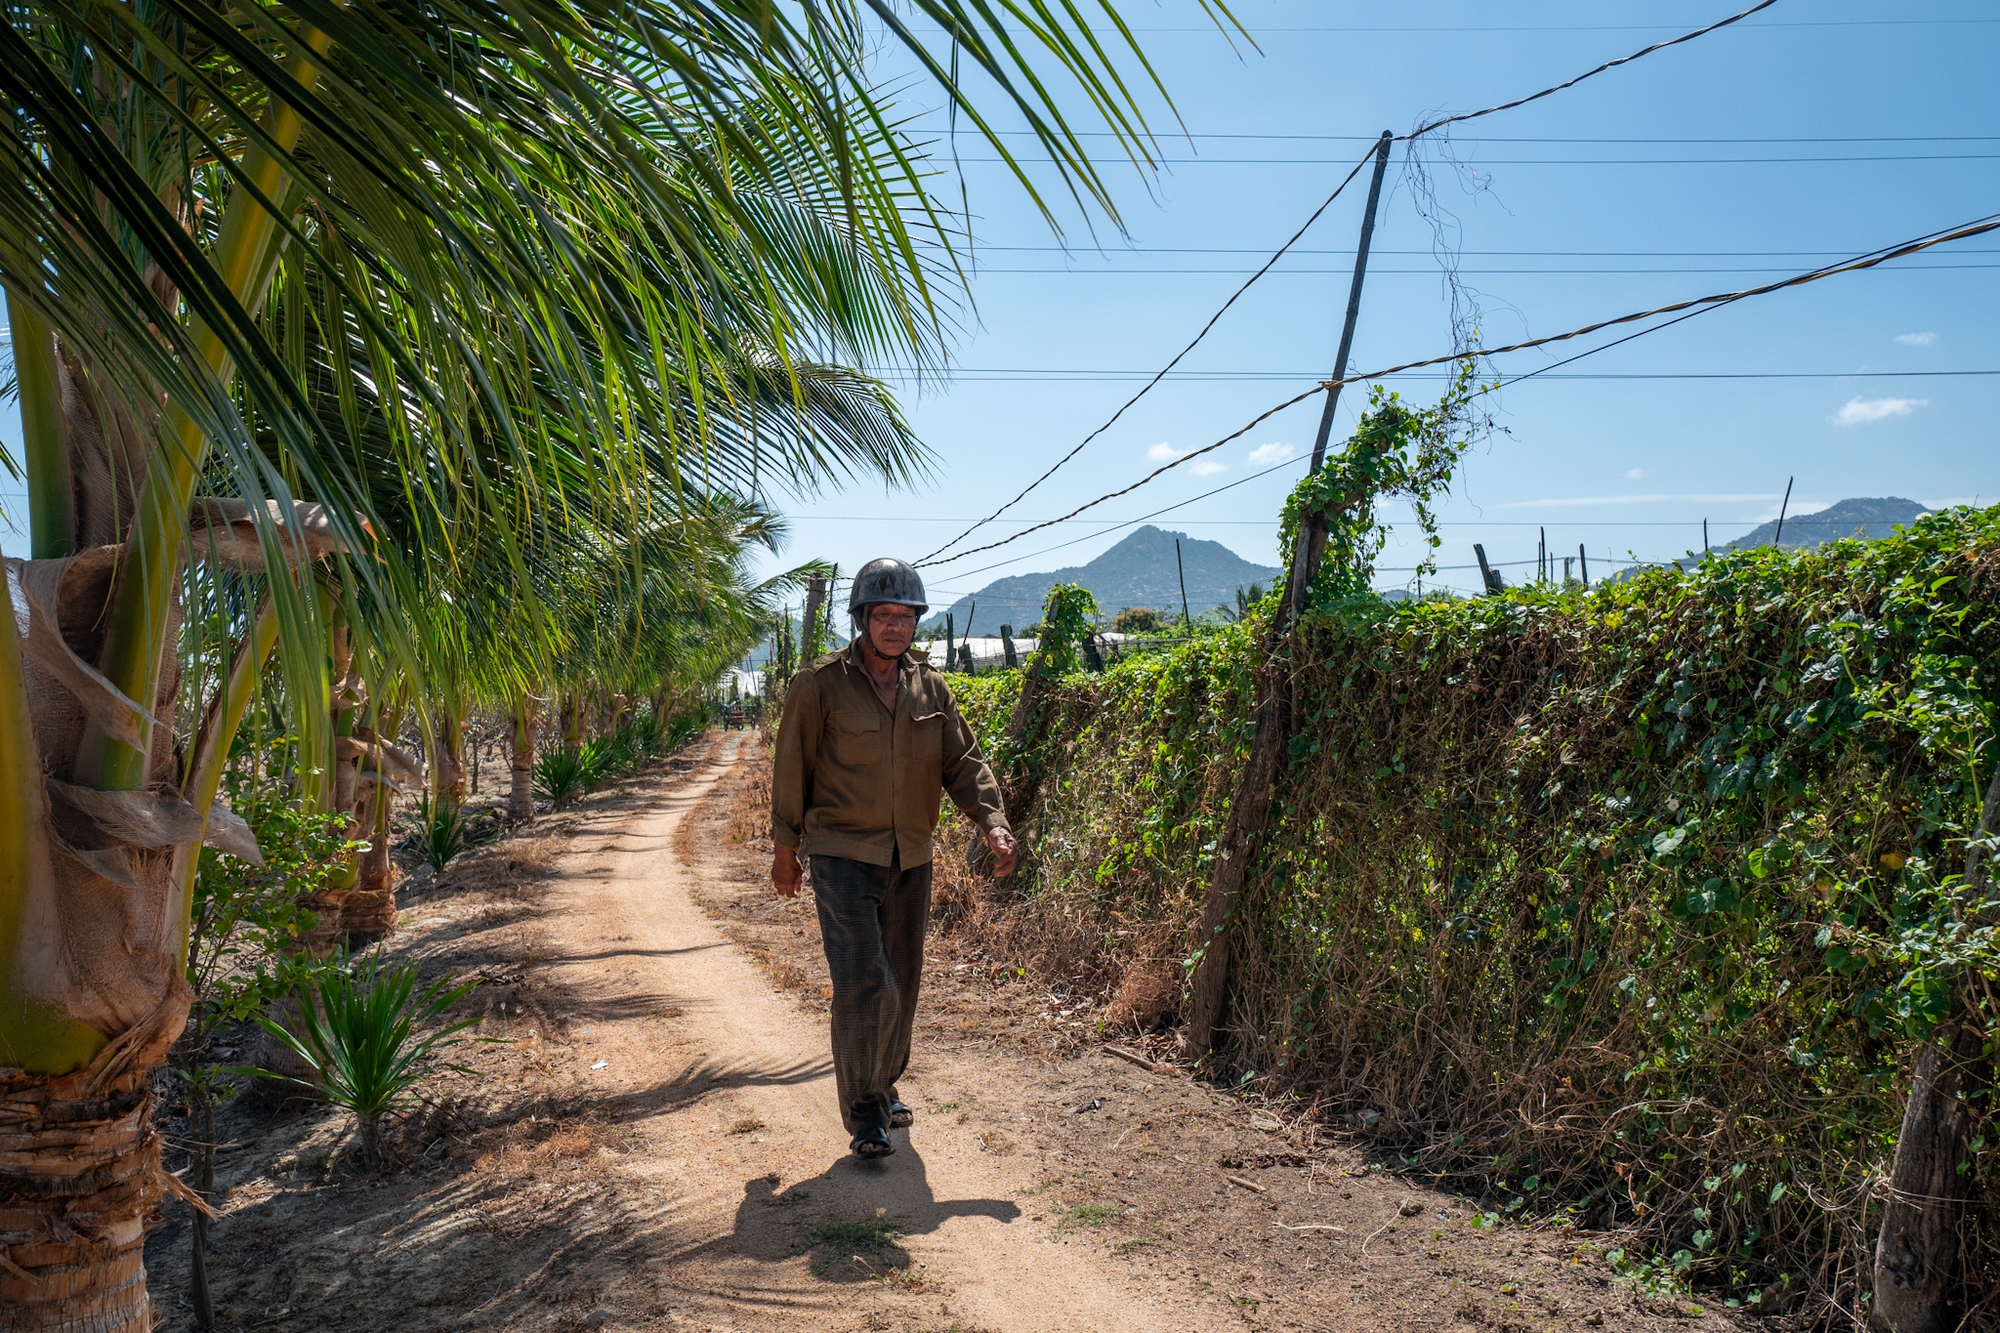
[1871,766,2000,1332]
[1774,476,1794,547]
[1176,538,1193,636]
[1473,544,1504,596]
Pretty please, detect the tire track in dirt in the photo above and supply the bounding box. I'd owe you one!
[543,732,1226,1332]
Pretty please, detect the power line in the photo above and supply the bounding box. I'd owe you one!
[1402,0,1780,139]
[774,515,1836,529]
[1113,19,1998,32]
[917,2,1781,567]
[911,148,1379,565]
[949,153,2000,165]
[953,263,2000,274]
[970,134,2000,145]
[967,245,2000,255]
[916,211,2000,570]
[870,368,2000,384]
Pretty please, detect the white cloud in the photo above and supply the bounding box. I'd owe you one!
[1831,396,1927,427]
[1146,441,1184,462]
[1894,331,1937,347]
[1624,467,1647,480]
[1247,441,1295,466]
[1192,460,1229,477]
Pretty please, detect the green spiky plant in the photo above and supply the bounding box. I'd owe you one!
[533,746,593,810]
[412,793,467,875]
[243,949,484,1169]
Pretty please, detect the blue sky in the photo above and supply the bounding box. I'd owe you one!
[5,2,1995,604]
[769,0,2000,604]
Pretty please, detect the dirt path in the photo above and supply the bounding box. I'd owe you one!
[535,731,1224,1332]
[155,734,1745,1333]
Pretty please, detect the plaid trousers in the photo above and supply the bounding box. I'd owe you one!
[810,852,932,1137]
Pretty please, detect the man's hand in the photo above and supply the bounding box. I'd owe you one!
[772,845,803,898]
[986,827,1018,879]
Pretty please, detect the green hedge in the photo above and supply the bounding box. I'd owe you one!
[950,506,2000,1314]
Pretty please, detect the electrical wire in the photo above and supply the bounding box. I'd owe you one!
[948,152,2000,166]
[911,150,1378,565]
[1402,0,1781,139]
[915,210,2000,570]
[917,0,1788,567]
[870,369,1998,383]
[935,262,1999,275]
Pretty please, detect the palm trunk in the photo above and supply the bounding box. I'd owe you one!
[0,1063,170,1331]
[509,697,537,825]
[434,699,466,802]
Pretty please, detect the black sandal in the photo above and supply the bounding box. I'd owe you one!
[851,1127,895,1160]
[889,1101,914,1129]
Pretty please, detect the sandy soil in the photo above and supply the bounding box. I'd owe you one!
[147,732,1745,1333]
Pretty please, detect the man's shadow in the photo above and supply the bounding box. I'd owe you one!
[729,1143,1021,1285]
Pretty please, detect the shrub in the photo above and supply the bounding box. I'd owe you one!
[533,744,591,808]
[243,944,484,1160]
[628,714,665,761]
[666,710,705,752]
[575,735,615,786]
[412,792,465,873]
[1109,606,1171,636]
[244,950,483,1167]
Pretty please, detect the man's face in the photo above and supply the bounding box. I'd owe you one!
[866,603,917,658]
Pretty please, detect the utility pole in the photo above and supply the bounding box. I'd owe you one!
[1175,538,1193,636]
[1185,130,1397,1063]
[1286,130,1396,623]
[802,575,827,661]
[1773,476,1794,547]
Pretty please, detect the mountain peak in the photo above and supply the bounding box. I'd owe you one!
[1724,497,1928,552]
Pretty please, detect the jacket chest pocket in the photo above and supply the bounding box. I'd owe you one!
[909,710,946,758]
[830,710,884,764]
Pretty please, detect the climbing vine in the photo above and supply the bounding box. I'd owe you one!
[1278,359,1492,606]
[943,505,2000,1319]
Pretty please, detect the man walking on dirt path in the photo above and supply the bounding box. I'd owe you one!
[772,557,1017,1161]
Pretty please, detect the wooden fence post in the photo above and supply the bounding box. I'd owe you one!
[1871,766,2000,1332]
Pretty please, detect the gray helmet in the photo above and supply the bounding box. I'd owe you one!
[849,557,927,617]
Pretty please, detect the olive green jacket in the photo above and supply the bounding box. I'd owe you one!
[771,643,1008,867]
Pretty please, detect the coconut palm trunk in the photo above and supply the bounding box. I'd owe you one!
[0,41,331,1320]
[509,697,537,826]
[432,699,467,803]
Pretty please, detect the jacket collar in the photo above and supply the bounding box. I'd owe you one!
[846,638,925,677]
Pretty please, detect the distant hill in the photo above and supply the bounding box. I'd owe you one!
[921,525,1283,633]
[1721,496,1929,551]
[1600,497,1937,585]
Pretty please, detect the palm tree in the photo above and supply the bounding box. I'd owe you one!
[2,3,1237,1321]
